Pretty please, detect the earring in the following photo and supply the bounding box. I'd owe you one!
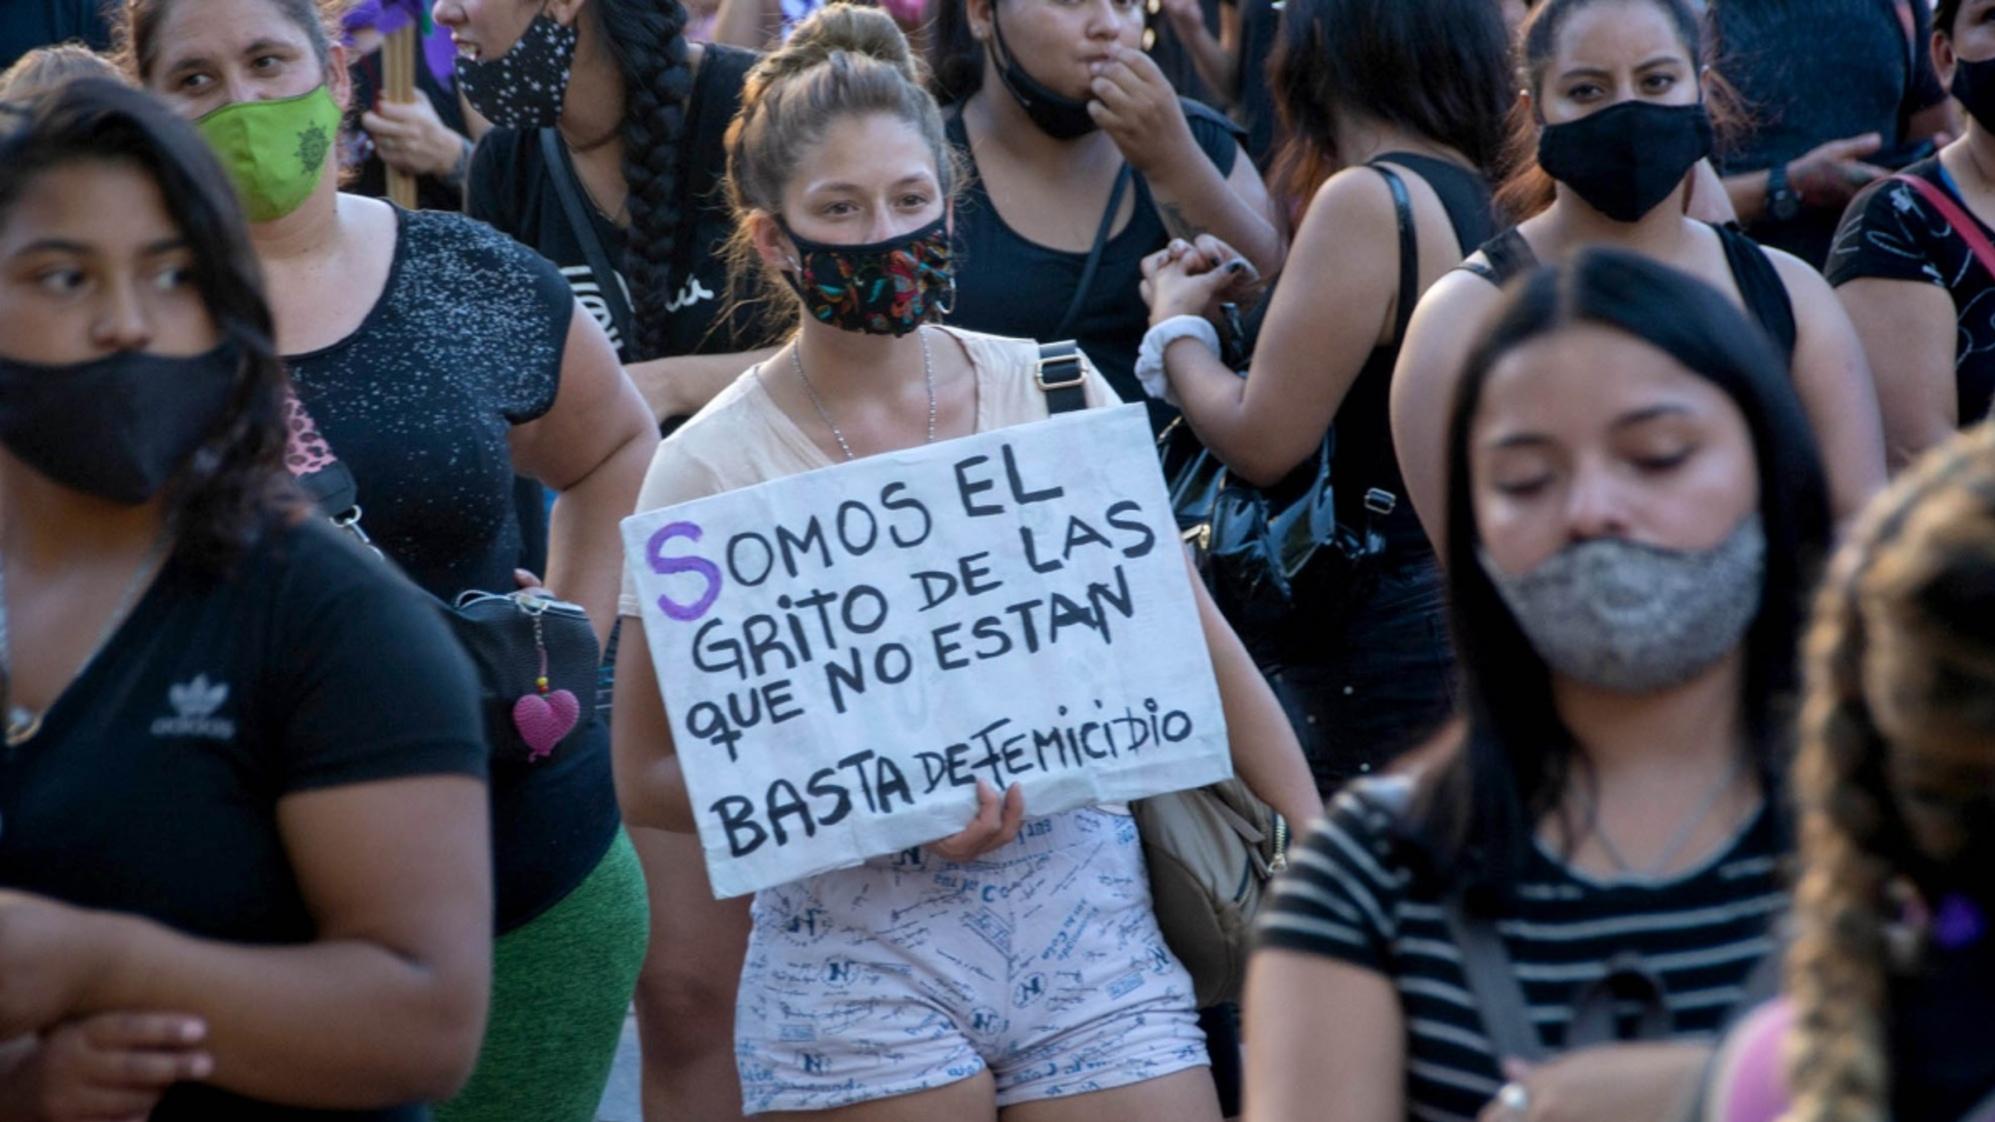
[932,273,957,317]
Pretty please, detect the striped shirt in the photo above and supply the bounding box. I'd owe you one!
[1258,779,1787,1122]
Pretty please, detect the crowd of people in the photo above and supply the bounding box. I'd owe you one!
[0,0,1990,1121]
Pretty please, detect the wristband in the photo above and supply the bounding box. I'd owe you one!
[1136,314,1219,406]
[443,135,474,190]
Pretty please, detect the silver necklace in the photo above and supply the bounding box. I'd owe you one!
[1583,754,1746,877]
[791,326,935,462]
[1,532,169,749]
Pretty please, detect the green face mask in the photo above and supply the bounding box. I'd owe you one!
[196,86,343,223]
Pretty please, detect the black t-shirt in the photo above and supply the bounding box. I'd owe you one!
[284,206,620,931]
[942,100,1244,433]
[1260,780,1787,1122]
[1827,157,1995,427]
[0,0,112,71]
[0,516,486,1122]
[465,43,761,363]
[1713,0,1947,266]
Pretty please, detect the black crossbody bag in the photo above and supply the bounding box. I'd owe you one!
[284,397,599,766]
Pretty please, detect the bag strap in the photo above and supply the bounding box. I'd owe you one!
[541,127,636,350]
[281,392,378,552]
[1440,896,1550,1064]
[1371,162,1420,346]
[1053,163,1135,341]
[1036,339,1088,415]
[1895,172,1995,283]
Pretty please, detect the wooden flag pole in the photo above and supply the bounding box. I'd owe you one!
[383,25,418,208]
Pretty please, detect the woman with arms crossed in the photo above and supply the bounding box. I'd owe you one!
[0,80,489,1122]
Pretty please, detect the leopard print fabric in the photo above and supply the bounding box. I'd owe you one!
[282,393,337,477]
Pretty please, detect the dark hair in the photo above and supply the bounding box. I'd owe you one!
[1266,0,1512,204]
[120,0,344,80]
[925,0,985,106]
[1938,0,1963,37]
[589,0,697,361]
[1410,247,1832,906]
[0,79,299,573]
[1492,0,1744,220]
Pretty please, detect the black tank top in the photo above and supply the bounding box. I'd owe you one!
[1338,152,1498,553]
[1460,222,1800,360]
[941,103,1244,434]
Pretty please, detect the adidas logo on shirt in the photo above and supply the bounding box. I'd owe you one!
[150,674,237,741]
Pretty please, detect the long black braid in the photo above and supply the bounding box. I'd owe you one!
[595,0,695,360]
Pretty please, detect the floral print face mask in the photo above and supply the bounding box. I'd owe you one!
[778,215,954,337]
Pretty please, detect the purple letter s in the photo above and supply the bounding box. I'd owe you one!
[648,522,722,622]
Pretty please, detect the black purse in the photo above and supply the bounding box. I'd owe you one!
[282,395,600,765]
[1158,161,1419,644]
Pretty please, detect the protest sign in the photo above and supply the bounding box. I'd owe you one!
[621,402,1232,898]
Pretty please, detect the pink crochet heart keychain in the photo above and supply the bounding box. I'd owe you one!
[512,598,580,762]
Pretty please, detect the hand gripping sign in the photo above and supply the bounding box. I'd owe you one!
[621,403,1233,898]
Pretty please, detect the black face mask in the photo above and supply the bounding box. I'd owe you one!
[987,3,1098,140]
[778,215,956,337]
[1538,100,1714,223]
[1953,54,1995,136]
[455,10,579,131]
[0,342,239,505]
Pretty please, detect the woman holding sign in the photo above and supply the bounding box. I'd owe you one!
[612,6,1317,1119]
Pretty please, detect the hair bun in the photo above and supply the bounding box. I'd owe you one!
[753,2,921,89]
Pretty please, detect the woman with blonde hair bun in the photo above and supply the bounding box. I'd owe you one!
[611,5,1318,1120]
[1706,424,1995,1122]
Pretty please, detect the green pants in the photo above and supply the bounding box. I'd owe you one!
[436,830,650,1122]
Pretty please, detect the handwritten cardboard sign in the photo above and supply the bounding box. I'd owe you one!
[621,403,1232,898]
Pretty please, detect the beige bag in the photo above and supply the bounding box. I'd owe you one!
[1132,778,1289,1008]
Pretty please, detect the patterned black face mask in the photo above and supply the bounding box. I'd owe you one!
[455,10,578,131]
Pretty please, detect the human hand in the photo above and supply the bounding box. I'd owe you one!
[1786,132,1889,211]
[926,780,1025,863]
[360,93,467,180]
[1089,44,1199,178]
[0,893,112,1038]
[1140,235,1256,324]
[1476,1046,1708,1122]
[7,1014,212,1122]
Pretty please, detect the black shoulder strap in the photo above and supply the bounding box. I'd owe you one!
[1370,162,1420,347]
[1035,339,1088,415]
[1481,227,1539,288]
[1441,897,1551,1064]
[540,128,636,349]
[1054,165,1135,341]
[1714,223,1799,361]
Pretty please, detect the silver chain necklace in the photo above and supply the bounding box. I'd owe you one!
[1,532,170,749]
[791,326,935,462]
[1582,754,1746,877]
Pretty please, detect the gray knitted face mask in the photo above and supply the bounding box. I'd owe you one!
[1478,513,1766,694]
